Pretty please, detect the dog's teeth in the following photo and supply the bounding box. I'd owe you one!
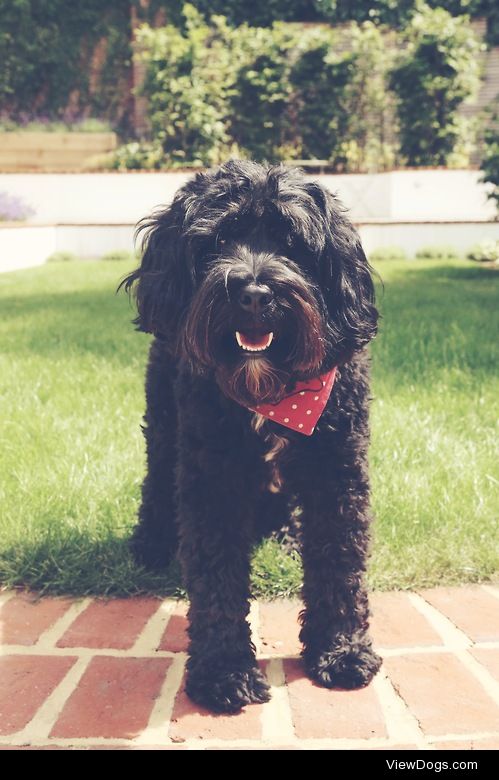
[235,331,274,352]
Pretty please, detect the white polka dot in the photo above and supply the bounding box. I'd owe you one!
[300,391,305,396]
[284,417,289,423]
[269,411,274,416]
[292,404,297,409]
[322,381,326,386]
[298,423,304,429]
[306,410,312,415]
[314,396,319,401]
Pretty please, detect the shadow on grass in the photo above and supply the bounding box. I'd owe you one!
[0,531,184,598]
[0,286,148,366]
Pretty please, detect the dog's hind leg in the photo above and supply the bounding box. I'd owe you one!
[129,341,178,570]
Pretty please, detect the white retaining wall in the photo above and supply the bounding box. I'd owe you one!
[1,169,498,272]
[0,169,496,224]
[2,221,499,273]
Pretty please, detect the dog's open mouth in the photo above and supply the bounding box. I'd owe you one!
[235,331,274,353]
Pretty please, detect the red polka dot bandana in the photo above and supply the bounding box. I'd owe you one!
[248,368,337,436]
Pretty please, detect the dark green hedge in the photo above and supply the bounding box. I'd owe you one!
[112,4,479,171]
[0,0,132,131]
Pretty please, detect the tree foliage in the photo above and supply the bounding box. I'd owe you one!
[390,4,482,166]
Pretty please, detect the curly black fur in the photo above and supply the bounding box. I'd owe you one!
[120,159,382,713]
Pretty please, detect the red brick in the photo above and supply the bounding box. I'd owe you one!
[57,598,160,650]
[158,603,189,652]
[419,587,499,642]
[169,665,267,741]
[0,594,74,646]
[433,738,499,750]
[470,648,499,682]
[385,653,499,736]
[370,592,442,648]
[259,601,302,656]
[284,658,387,740]
[0,655,76,735]
[50,656,171,739]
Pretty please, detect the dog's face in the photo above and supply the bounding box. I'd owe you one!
[122,160,377,406]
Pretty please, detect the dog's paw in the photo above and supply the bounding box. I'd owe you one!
[186,666,271,714]
[305,641,382,690]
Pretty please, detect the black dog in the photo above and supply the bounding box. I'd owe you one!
[121,159,382,713]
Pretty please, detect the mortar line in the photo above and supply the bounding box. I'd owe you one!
[131,599,175,654]
[35,598,92,649]
[408,593,473,648]
[249,600,261,656]
[260,658,295,744]
[372,671,427,748]
[482,584,499,601]
[15,656,91,742]
[454,648,499,709]
[1,729,499,750]
[133,653,186,746]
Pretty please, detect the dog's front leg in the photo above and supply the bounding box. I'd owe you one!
[175,384,270,713]
[289,431,382,690]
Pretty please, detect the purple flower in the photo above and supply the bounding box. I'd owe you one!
[0,192,35,221]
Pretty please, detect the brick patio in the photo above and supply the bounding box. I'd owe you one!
[0,586,498,750]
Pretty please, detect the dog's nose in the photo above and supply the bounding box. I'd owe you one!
[238,283,274,314]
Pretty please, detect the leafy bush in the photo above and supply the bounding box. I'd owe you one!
[230,22,302,161]
[0,117,112,133]
[101,249,135,262]
[390,4,481,166]
[136,7,396,168]
[480,101,499,211]
[415,245,460,260]
[46,251,79,263]
[466,240,499,263]
[0,1,130,129]
[0,192,35,221]
[289,29,354,166]
[106,141,166,171]
[369,245,408,262]
[136,6,240,167]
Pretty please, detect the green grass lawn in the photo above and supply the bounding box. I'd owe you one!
[0,258,498,596]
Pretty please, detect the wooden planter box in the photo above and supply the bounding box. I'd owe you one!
[0,132,117,172]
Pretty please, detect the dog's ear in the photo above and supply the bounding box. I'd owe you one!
[306,182,378,360]
[119,197,193,350]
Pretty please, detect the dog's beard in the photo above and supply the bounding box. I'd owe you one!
[182,260,328,406]
[215,357,288,407]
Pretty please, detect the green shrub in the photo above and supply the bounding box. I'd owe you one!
[136,5,239,167]
[136,6,396,169]
[415,245,460,260]
[106,141,166,171]
[101,249,135,262]
[466,240,499,263]
[390,3,482,166]
[289,29,354,166]
[369,245,408,262]
[480,100,499,212]
[46,251,78,263]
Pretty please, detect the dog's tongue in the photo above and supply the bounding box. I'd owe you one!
[238,332,271,349]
